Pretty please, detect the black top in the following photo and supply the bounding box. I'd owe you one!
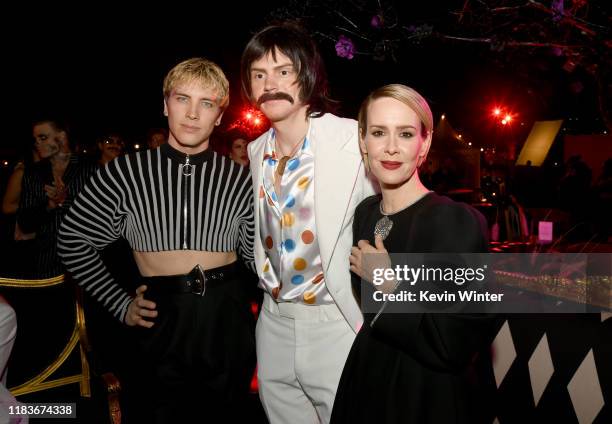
[57,145,255,322]
[351,192,488,254]
[332,192,499,424]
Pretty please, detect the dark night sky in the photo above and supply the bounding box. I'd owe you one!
[2,1,605,157]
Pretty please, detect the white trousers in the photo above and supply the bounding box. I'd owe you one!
[256,294,355,424]
[0,297,27,424]
[0,299,16,385]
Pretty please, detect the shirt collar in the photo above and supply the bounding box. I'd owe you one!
[263,118,314,161]
[160,142,214,165]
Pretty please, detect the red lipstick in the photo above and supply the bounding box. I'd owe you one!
[381,161,401,170]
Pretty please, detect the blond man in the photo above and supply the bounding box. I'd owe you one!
[58,58,256,422]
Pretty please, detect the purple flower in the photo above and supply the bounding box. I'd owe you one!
[551,0,564,22]
[335,35,355,59]
[371,14,382,28]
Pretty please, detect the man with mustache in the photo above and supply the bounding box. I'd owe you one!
[241,23,377,423]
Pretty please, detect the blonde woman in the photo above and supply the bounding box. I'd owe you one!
[331,85,497,423]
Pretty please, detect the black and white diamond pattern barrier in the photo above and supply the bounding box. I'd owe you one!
[491,313,610,423]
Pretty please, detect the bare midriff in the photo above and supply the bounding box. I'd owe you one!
[133,250,238,276]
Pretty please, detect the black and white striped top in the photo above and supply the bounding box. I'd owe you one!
[18,154,96,278]
[58,144,255,322]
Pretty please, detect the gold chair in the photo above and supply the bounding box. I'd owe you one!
[0,275,121,424]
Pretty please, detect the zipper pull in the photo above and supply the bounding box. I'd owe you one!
[182,155,193,176]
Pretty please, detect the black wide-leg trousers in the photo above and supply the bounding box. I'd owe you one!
[127,278,255,423]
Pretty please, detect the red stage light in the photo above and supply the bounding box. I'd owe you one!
[229,106,269,138]
[491,105,517,126]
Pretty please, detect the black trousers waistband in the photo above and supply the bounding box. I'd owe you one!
[141,262,239,296]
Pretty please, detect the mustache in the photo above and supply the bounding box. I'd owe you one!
[257,92,295,106]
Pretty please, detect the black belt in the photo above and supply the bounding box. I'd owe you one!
[141,262,239,296]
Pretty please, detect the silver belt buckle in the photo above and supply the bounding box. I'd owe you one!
[192,264,206,296]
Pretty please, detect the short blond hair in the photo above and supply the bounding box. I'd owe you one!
[358,84,433,139]
[163,58,229,109]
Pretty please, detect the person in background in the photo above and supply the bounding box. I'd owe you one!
[2,148,40,216]
[146,127,168,150]
[1,147,39,276]
[17,117,96,278]
[229,136,249,167]
[96,132,125,166]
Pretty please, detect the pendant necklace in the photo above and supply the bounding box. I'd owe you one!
[374,191,432,240]
[275,136,304,177]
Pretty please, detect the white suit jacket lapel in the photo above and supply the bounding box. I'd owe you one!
[248,133,268,277]
[313,117,361,274]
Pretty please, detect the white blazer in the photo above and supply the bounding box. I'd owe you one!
[248,113,378,333]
